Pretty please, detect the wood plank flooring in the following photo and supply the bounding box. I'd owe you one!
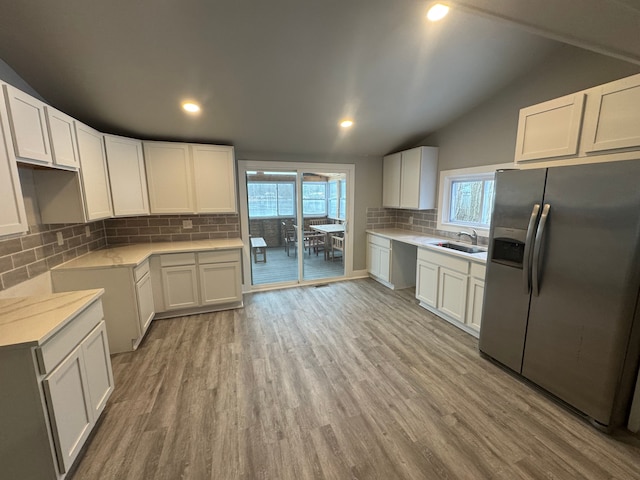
[71,279,640,480]
[251,247,344,285]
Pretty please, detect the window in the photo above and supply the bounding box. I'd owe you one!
[247,182,294,217]
[247,181,327,218]
[437,163,514,235]
[328,178,347,220]
[302,182,327,216]
[449,178,495,226]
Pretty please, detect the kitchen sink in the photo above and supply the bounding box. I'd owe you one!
[432,242,487,254]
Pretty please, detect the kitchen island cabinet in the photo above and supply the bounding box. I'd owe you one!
[0,289,113,479]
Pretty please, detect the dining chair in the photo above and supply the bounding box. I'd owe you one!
[329,235,344,262]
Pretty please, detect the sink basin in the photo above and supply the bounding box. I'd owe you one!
[432,242,487,254]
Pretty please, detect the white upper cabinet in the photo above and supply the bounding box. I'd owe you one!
[514,93,585,162]
[191,144,237,213]
[382,146,438,210]
[515,72,640,167]
[45,106,80,169]
[581,74,640,153]
[144,141,194,214]
[0,90,28,236]
[144,141,237,214]
[75,122,113,220]
[2,84,52,165]
[104,135,150,217]
[382,152,401,208]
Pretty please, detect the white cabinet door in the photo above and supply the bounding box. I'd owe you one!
[81,322,114,419]
[378,246,391,282]
[514,93,585,162]
[199,262,242,305]
[582,75,640,153]
[382,152,401,208]
[0,93,28,236]
[45,106,79,169]
[144,142,194,214]
[75,122,113,220]
[191,144,237,213]
[416,260,438,308]
[2,84,52,164]
[400,147,422,209]
[465,277,484,332]
[136,272,155,333]
[104,135,150,216]
[161,265,199,310]
[437,267,468,323]
[42,345,93,474]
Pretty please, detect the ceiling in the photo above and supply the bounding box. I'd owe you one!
[0,1,594,157]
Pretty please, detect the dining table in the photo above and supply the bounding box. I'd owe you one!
[309,224,345,260]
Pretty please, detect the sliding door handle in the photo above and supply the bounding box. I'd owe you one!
[523,204,540,294]
[531,204,550,297]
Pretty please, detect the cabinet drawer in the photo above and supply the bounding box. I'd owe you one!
[37,300,104,374]
[368,234,391,249]
[470,262,486,280]
[160,252,196,267]
[198,249,240,264]
[134,260,150,282]
[418,248,469,274]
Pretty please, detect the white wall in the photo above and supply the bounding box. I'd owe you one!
[422,44,640,172]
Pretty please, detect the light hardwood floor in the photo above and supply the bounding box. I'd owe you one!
[71,279,640,479]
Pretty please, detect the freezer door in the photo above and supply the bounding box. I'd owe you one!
[479,168,547,372]
[522,160,640,426]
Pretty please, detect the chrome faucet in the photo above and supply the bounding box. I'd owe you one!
[457,229,478,245]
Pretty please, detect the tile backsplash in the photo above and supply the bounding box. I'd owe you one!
[366,207,489,245]
[0,222,106,291]
[104,214,240,244]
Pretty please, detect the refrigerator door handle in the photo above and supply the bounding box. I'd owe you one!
[532,204,551,297]
[523,204,541,294]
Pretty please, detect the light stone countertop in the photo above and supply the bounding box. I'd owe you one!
[366,228,487,263]
[0,289,104,348]
[53,238,245,270]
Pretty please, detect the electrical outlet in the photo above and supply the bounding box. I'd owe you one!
[408,216,413,224]
[56,231,64,246]
[182,219,193,229]
[85,226,91,237]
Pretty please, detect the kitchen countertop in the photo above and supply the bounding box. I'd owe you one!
[0,289,104,348]
[366,228,487,263]
[53,238,245,270]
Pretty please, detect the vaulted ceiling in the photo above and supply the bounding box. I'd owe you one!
[0,1,636,157]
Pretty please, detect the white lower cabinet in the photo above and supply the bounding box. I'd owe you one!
[51,260,156,354]
[367,235,391,283]
[43,344,93,473]
[162,264,199,310]
[198,250,242,305]
[154,249,243,316]
[367,234,417,290]
[416,247,486,337]
[416,260,438,308]
[0,295,114,479]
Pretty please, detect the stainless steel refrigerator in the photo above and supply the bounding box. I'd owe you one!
[479,160,640,430]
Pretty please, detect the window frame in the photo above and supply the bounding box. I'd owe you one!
[246,181,296,219]
[437,163,516,237]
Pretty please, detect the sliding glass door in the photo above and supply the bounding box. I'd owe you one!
[238,161,354,290]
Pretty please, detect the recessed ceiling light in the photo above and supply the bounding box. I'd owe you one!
[427,3,449,21]
[182,102,201,113]
[340,119,353,128]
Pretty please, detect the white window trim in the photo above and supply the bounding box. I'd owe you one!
[437,162,517,237]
